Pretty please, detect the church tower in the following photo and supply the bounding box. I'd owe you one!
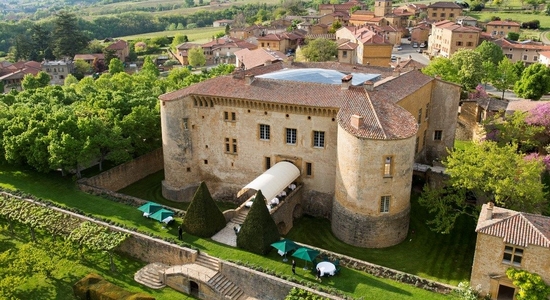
[374,0,392,17]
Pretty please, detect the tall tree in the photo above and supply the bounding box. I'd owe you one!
[514,63,550,100]
[52,11,89,58]
[450,49,484,90]
[141,56,160,77]
[475,40,504,66]
[108,58,124,75]
[491,57,519,100]
[188,47,206,68]
[182,181,227,237]
[422,57,459,83]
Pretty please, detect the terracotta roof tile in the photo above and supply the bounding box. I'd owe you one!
[106,40,128,50]
[477,204,550,248]
[159,67,418,140]
[428,1,462,8]
[487,20,520,26]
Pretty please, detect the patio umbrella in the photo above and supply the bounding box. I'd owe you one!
[149,208,174,223]
[137,202,162,216]
[292,247,320,269]
[271,239,299,262]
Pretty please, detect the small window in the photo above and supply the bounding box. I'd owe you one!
[183,118,188,130]
[380,196,390,213]
[523,55,528,61]
[225,138,230,152]
[186,167,191,172]
[432,13,437,17]
[306,162,312,176]
[224,111,229,121]
[417,108,422,124]
[425,103,430,119]
[232,139,237,153]
[343,50,347,58]
[502,245,523,266]
[434,130,443,140]
[534,56,538,61]
[313,131,325,148]
[231,112,236,121]
[259,124,270,140]
[286,128,297,145]
[384,156,393,177]
[204,160,208,164]
[467,42,473,47]
[456,41,463,46]
[265,157,271,170]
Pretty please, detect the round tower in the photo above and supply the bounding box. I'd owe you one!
[331,125,415,248]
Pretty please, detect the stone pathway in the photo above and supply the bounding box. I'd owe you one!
[211,220,240,247]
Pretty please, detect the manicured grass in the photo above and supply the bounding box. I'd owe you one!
[119,27,226,43]
[118,170,237,212]
[0,226,193,300]
[0,164,461,299]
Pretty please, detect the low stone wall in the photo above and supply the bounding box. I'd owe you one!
[220,261,339,300]
[270,186,303,235]
[83,148,164,191]
[118,235,197,266]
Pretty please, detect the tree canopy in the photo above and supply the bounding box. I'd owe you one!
[300,38,337,62]
[514,63,550,100]
[51,11,90,59]
[188,47,206,68]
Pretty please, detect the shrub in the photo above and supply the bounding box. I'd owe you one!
[236,190,280,255]
[182,181,226,237]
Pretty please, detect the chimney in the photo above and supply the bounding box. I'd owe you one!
[393,68,400,77]
[351,115,364,129]
[245,74,255,85]
[486,202,494,220]
[341,74,353,90]
[396,56,401,65]
[364,80,374,91]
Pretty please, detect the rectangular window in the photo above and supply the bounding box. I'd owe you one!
[384,156,393,177]
[456,41,463,46]
[502,245,523,266]
[417,108,422,124]
[523,55,528,61]
[306,162,312,176]
[380,196,390,213]
[343,50,347,58]
[467,42,473,47]
[231,112,236,121]
[183,118,189,130]
[505,53,513,59]
[313,131,325,148]
[534,56,538,61]
[232,139,237,153]
[286,128,297,145]
[432,13,437,17]
[434,130,443,141]
[265,157,271,170]
[440,13,445,17]
[259,124,270,140]
[225,138,230,152]
[224,111,229,120]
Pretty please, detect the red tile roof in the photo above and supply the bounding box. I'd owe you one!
[234,48,286,69]
[428,1,462,8]
[160,66,424,140]
[433,20,482,33]
[106,40,128,51]
[476,204,550,248]
[493,38,550,51]
[487,20,520,27]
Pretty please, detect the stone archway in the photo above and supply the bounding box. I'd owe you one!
[189,281,199,296]
[292,204,303,220]
[277,221,287,233]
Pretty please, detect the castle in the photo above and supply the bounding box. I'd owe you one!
[159,63,460,248]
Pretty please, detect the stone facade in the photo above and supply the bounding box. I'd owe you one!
[471,204,550,299]
[159,63,460,248]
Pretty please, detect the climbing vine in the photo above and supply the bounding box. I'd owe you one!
[507,268,550,300]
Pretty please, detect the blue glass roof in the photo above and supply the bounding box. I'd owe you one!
[257,68,381,86]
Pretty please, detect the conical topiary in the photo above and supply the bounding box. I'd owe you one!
[236,189,280,254]
[182,181,226,237]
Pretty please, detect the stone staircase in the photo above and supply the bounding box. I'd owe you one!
[134,262,168,289]
[208,273,246,300]
[231,209,248,225]
[196,254,220,271]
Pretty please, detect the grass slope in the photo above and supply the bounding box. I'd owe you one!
[0,163,463,299]
[119,27,225,43]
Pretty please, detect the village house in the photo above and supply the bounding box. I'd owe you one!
[0,61,41,93]
[336,26,394,66]
[426,1,463,22]
[456,96,508,141]
[456,16,478,27]
[173,42,200,66]
[410,22,431,45]
[201,37,258,65]
[42,59,74,85]
[213,19,234,27]
[427,20,481,58]
[234,48,287,70]
[471,203,550,299]
[158,62,460,248]
[256,32,304,54]
[73,53,105,65]
[539,51,550,66]
[105,39,130,62]
[485,20,520,39]
[230,25,266,40]
[493,38,550,65]
[337,40,359,64]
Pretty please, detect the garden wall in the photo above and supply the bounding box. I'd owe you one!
[82,148,163,191]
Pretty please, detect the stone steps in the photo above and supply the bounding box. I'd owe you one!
[208,273,246,300]
[196,254,220,272]
[231,210,248,225]
[134,262,168,289]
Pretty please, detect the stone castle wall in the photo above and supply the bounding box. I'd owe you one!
[332,125,415,248]
[84,148,164,192]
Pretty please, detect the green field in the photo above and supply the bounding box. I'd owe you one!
[119,27,225,43]
[466,11,550,29]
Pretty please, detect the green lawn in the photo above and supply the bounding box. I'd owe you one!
[466,11,550,29]
[0,163,464,299]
